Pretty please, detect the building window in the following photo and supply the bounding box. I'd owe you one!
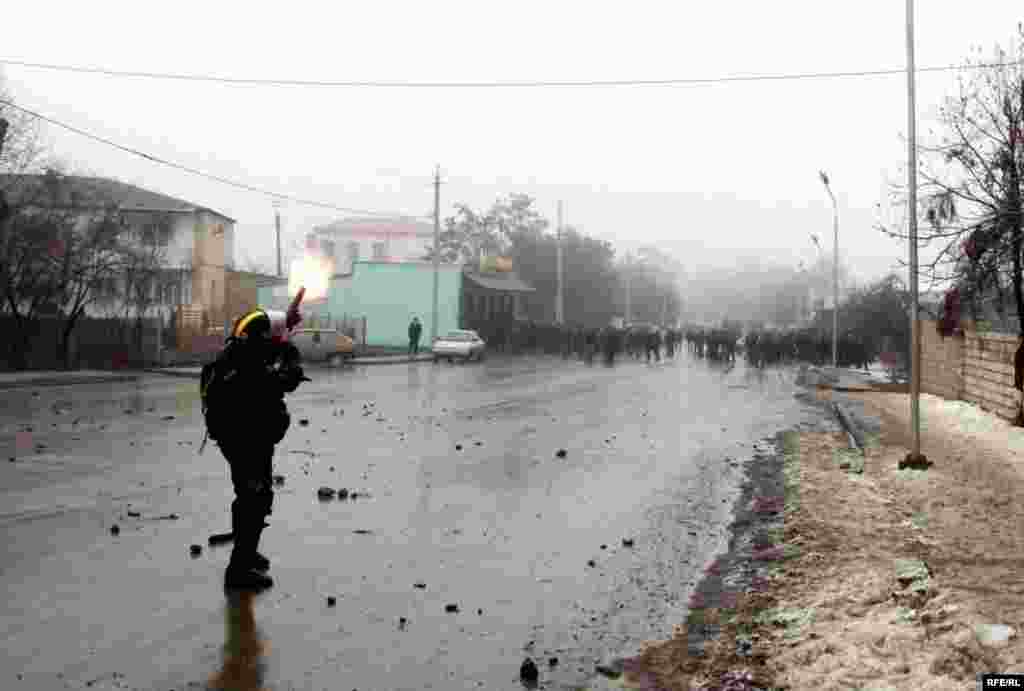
[372,242,386,260]
[322,240,336,260]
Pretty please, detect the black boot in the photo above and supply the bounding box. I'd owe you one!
[225,520,273,590]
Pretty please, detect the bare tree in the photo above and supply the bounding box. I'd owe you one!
[3,170,129,368]
[116,211,173,357]
[881,28,1024,333]
[0,75,52,176]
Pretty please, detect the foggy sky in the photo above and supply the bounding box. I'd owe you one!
[3,1,1022,286]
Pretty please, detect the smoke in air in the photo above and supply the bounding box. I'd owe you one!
[288,254,330,302]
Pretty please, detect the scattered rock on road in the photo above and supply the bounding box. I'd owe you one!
[337,488,349,500]
[110,524,120,536]
[127,510,141,518]
[519,658,539,684]
[596,658,626,679]
[455,444,463,451]
[587,559,596,568]
[398,617,408,630]
[189,544,202,556]
[326,596,336,607]
[299,418,309,426]
[445,603,459,613]
[317,487,336,499]
[622,538,635,548]
[413,582,427,589]
[548,657,558,667]
[162,415,175,421]
[555,449,567,459]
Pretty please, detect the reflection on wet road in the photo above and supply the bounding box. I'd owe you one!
[0,353,821,690]
[209,591,269,691]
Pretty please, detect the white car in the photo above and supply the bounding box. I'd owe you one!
[432,330,486,362]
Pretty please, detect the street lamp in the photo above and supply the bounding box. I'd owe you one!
[819,171,839,369]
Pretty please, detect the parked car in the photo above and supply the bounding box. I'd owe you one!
[432,330,486,362]
[291,328,355,366]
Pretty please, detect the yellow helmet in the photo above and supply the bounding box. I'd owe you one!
[232,309,289,341]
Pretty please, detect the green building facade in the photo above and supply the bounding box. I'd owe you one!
[258,261,463,348]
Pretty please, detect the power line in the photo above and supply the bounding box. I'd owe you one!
[0,98,428,220]
[2,57,1024,88]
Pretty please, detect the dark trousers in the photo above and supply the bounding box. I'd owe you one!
[409,338,420,355]
[219,440,275,568]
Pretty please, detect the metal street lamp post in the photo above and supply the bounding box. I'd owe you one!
[819,171,839,369]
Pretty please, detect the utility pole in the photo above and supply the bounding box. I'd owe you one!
[431,166,441,343]
[819,172,839,369]
[274,204,283,278]
[624,254,632,324]
[556,201,564,325]
[903,0,929,468]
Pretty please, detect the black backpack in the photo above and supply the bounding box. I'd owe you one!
[199,339,244,451]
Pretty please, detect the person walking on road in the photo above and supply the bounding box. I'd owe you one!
[408,317,423,356]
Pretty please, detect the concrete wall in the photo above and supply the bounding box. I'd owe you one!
[258,262,461,347]
[921,319,965,401]
[920,319,1021,421]
[963,330,1019,420]
[190,211,235,328]
[342,262,461,347]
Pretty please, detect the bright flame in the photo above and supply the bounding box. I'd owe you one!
[289,254,330,302]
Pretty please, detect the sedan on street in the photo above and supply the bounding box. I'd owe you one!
[432,330,486,363]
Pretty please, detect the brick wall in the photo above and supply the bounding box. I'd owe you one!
[921,319,964,400]
[963,330,1019,420]
[919,319,1021,421]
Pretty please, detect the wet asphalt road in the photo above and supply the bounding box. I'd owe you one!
[0,353,822,691]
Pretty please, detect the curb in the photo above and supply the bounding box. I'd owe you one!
[143,355,435,378]
[349,356,434,366]
[0,374,141,390]
[832,401,865,453]
[143,369,201,379]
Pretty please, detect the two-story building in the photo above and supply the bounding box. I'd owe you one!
[306,216,435,275]
[0,173,253,358]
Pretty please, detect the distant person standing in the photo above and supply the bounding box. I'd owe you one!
[408,317,423,355]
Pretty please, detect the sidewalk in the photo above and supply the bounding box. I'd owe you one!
[629,381,1024,690]
[0,370,141,390]
[144,353,436,379]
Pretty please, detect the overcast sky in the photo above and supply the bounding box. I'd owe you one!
[3,1,1022,285]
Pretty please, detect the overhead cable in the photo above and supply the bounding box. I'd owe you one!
[0,98,428,219]
[2,57,1023,88]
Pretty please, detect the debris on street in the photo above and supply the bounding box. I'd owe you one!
[519,658,539,684]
